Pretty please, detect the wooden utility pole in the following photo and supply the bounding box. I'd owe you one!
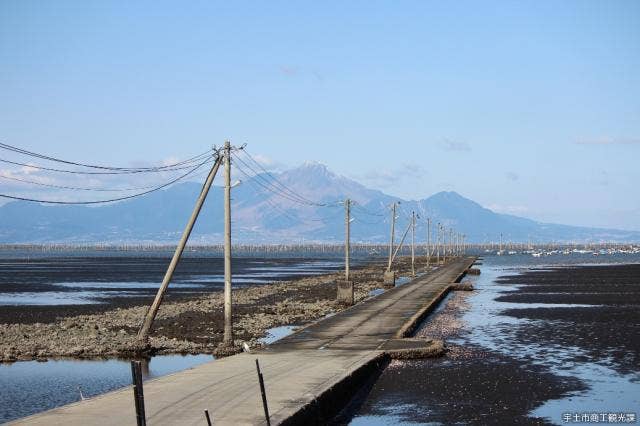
[442,225,447,263]
[384,202,398,287]
[138,153,222,342]
[410,211,416,277]
[223,141,233,346]
[450,229,453,259]
[337,198,354,305]
[454,232,458,256]
[436,222,440,265]
[345,198,351,280]
[426,217,431,269]
[387,202,397,272]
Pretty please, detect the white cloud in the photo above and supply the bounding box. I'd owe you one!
[250,154,283,171]
[357,162,428,189]
[438,139,471,152]
[575,137,640,145]
[487,204,529,215]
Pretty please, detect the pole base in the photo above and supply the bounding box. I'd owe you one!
[213,342,242,358]
[383,271,396,288]
[336,280,354,305]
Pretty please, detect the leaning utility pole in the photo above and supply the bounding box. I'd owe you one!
[138,151,222,342]
[223,141,233,346]
[426,217,431,269]
[411,211,416,277]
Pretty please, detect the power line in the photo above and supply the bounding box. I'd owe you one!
[233,152,323,207]
[236,149,331,207]
[232,156,332,207]
[351,202,385,217]
[0,155,213,175]
[0,142,213,172]
[0,173,178,192]
[352,215,386,226]
[0,156,216,205]
[234,164,344,226]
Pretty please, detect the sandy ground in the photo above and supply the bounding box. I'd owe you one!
[1,256,430,362]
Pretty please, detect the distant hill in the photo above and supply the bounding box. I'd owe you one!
[1,162,639,244]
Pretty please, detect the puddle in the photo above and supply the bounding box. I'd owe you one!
[368,288,385,297]
[258,325,299,345]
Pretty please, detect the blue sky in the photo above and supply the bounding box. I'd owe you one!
[1,1,639,230]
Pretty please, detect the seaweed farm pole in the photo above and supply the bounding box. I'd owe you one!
[138,153,221,342]
[130,361,146,426]
[223,141,234,346]
[255,359,271,426]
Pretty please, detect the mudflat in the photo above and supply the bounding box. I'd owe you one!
[343,262,640,424]
[0,257,425,362]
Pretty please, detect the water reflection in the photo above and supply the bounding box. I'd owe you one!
[0,354,213,423]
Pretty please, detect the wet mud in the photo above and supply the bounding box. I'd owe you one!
[342,262,640,425]
[498,264,640,376]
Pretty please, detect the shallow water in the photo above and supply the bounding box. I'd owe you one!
[0,354,213,423]
[457,262,640,423]
[347,252,640,425]
[0,323,300,423]
[0,254,347,305]
[258,325,299,345]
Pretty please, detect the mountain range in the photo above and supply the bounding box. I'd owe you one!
[1,162,639,244]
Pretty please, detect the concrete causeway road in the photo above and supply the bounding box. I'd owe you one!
[12,257,476,426]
